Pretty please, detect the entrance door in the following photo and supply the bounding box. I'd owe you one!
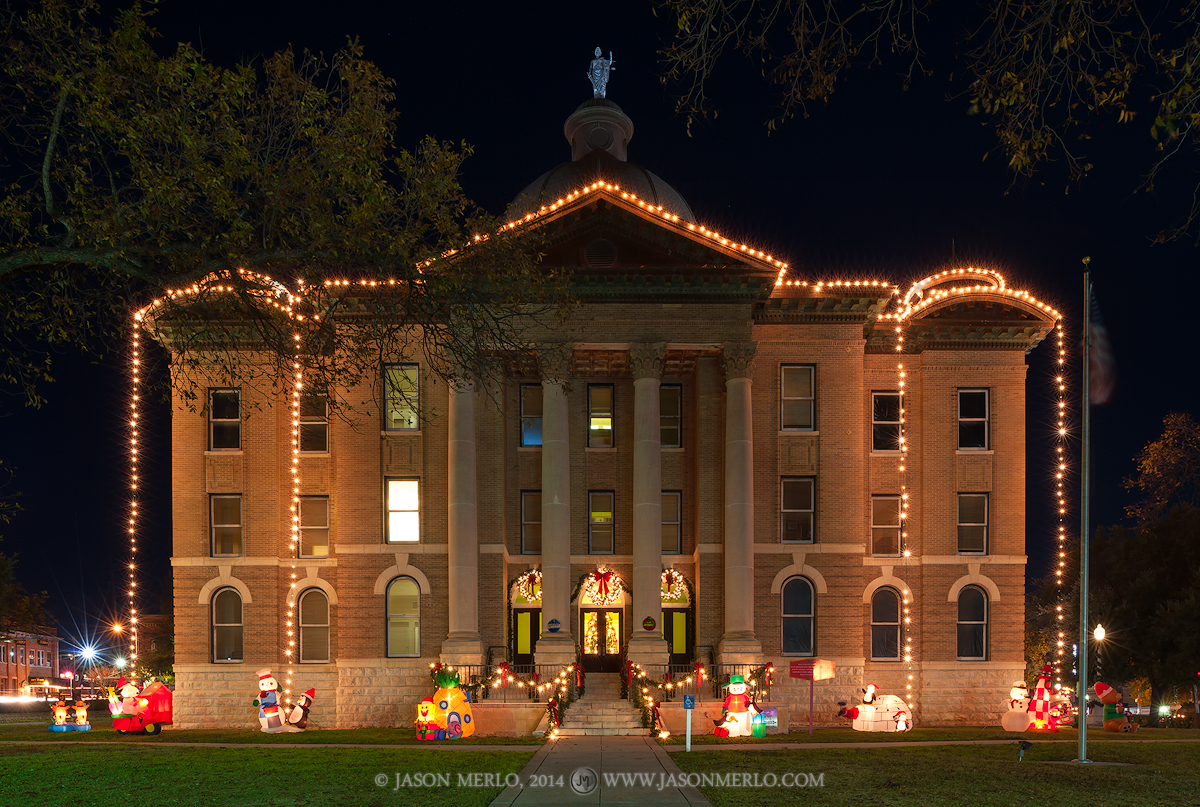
[580,609,622,672]
[662,608,693,667]
[512,609,540,671]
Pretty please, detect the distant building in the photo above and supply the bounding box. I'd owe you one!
[1,629,60,696]
[156,94,1058,729]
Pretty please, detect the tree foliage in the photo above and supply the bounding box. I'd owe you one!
[0,0,565,411]
[658,0,1200,239]
[0,549,51,635]
[1123,412,1200,524]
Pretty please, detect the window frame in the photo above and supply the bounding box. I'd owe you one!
[299,393,329,453]
[870,494,902,557]
[383,364,420,431]
[211,586,243,663]
[660,384,682,449]
[520,384,544,447]
[870,587,901,661]
[661,490,682,555]
[956,493,989,555]
[780,364,816,431]
[384,478,421,544]
[298,588,331,664]
[871,392,902,452]
[520,490,542,554]
[780,477,815,544]
[780,576,815,656]
[210,494,243,558]
[208,388,241,451]
[588,490,615,554]
[956,585,988,661]
[587,384,615,448]
[386,576,420,658]
[957,389,990,450]
[299,495,330,558]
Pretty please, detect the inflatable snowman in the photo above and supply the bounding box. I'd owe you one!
[1001,680,1032,732]
[713,674,757,737]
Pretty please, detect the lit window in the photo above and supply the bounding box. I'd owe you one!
[299,394,328,453]
[521,491,541,554]
[212,588,243,663]
[780,365,815,430]
[957,493,988,554]
[870,588,900,660]
[958,389,989,450]
[781,577,814,655]
[521,385,543,446]
[871,495,901,556]
[209,389,241,450]
[780,478,815,543]
[660,385,682,448]
[299,589,330,663]
[957,586,988,660]
[589,491,614,553]
[211,495,243,557]
[588,385,614,448]
[387,577,420,657]
[384,365,419,430]
[385,479,419,543]
[662,491,682,554]
[872,392,901,451]
[300,496,330,558]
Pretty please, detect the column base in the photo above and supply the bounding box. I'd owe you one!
[440,635,485,667]
[624,633,669,668]
[534,635,577,668]
[717,633,763,667]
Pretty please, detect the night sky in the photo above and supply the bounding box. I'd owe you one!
[4,0,1197,652]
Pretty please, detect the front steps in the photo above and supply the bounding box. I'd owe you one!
[557,673,649,736]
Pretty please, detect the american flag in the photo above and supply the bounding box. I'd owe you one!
[1088,284,1115,405]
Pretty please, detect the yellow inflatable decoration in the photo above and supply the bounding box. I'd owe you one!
[430,669,474,739]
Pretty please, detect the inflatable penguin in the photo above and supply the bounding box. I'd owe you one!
[286,688,315,730]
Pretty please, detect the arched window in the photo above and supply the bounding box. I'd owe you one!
[957,585,988,660]
[212,587,243,663]
[781,576,815,656]
[870,587,901,660]
[387,577,420,657]
[299,589,330,663]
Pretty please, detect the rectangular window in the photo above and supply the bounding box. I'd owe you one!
[521,385,543,446]
[780,365,815,430]
[384,365,419,430]
[209,389,241,450]
[660,385,682,448]
[958,389,989,450]
[300,496,330,558]
[661,491,682,554]
[299,394,329,453]
[871,495,901,556]
[385,479,420,543]
[19,648,24,664]
[211,495,243,557]
[780,477,815,543]
[521,491,542,554]
[872,392,901,452]
[957,493,988,554]
[589,491,615,553]
[588,385,614,448]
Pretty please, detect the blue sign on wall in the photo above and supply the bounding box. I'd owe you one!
[684,694,695,710]
[547,618,561,634]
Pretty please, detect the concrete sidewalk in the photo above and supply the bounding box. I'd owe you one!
[490,735,710,806]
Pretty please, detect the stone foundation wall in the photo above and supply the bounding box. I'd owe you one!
[917,663,1024,726]
[335,658,432,728]
[471,703,546,736]
[173,664,340,730]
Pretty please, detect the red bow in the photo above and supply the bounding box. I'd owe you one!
[593,570,613,599]
[652,703,662,732]
[576,668,584,689]
[547,699,560,728]
[624,660,634,689]
[531,671,540,685]
[693,660,705,679]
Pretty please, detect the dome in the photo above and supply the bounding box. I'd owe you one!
[509,99,696,223]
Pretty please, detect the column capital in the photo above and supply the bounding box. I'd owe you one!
[629,342,667,381]
[448,369,475,393]
[537,343,574,385]
[721,341,758,380]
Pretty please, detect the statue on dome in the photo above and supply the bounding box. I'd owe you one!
[588,47,615,98]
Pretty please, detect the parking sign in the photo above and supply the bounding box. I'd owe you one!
[684,694,695,710]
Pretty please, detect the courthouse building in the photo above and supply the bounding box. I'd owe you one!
[163,93,1059,730]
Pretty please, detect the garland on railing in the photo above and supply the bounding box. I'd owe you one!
[427,662,485,698]
[485,660,580,739]
[622,660,708,739]
[714,663,774,705]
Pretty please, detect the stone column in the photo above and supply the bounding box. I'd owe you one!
[535,344,577,666]
[717,342,763,664]
[626,343,669,666]
[442,375,484,665]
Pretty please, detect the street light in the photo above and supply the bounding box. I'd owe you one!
[1094,625,1106,642]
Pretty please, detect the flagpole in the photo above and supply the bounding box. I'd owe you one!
[1078,265,1092,764]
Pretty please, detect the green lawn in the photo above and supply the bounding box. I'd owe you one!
[663,725,1200,745]
[674,741,1200,806]
[0,745,534,807]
